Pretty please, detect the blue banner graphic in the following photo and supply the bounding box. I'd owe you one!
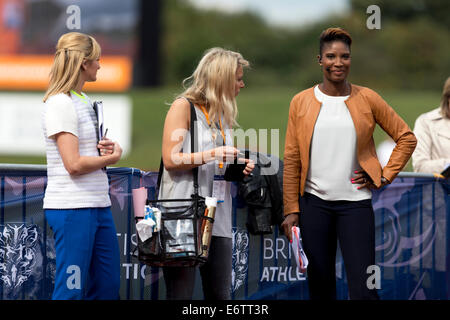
[0,166,448,300]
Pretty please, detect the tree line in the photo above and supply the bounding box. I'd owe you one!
[158,0,449,90]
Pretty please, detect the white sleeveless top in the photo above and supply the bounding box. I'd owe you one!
[159,100,233,238]
[42,92,111,209]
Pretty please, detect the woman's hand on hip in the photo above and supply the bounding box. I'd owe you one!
[352,170,389,189]
[352,170,375,189]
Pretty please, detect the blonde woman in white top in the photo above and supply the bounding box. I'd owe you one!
[413,77,450,174]
[42,32,122,300]
[160,47,254,300]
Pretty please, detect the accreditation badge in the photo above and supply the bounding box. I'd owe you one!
[212,161,227,203]
[212,175,226,203]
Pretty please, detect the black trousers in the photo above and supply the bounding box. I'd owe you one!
[299,192,379,300]
[162,236,232,300]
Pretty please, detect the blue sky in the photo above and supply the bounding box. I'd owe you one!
[188,0,351,27]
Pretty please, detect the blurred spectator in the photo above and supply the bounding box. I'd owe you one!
[412,77,450,174]
[0,0,24,54]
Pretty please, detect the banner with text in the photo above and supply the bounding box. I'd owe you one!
[0,166,448,300]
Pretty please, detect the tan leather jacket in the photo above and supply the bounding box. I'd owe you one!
[283,84,417,215]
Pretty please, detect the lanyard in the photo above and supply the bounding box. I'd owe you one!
[199,105,226,169]
[199,105,226,145]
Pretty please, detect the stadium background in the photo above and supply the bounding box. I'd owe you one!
[0,0,449,171]
[0,0,449,302]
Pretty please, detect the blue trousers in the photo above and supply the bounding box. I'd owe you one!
[45,207,120,300]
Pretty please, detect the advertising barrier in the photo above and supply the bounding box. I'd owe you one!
[0,55,132,92]
[0,164,448,300]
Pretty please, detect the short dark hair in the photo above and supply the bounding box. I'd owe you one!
[319,27,352,56]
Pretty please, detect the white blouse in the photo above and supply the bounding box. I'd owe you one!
[304,85,372,201]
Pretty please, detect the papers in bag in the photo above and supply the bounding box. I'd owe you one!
[136,206,161,242]
[291,226,308,273]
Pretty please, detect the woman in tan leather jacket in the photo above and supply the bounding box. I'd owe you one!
[281,27,417,300]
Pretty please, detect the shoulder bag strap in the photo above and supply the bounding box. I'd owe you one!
[156,99,199,197]
[188,100,200,195]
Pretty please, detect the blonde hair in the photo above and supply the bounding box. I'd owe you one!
[441,76,450,119]
[43,32,101,102]
[178,47,249,129]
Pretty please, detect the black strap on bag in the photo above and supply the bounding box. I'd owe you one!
[155,99,199,200]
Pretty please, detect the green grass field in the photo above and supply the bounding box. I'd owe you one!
[0,86,441,172]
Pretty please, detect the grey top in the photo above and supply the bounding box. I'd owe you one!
[159,99,233,238]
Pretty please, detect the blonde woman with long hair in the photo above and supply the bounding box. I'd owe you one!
[42,32,122,299]
[160,47,254,300]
